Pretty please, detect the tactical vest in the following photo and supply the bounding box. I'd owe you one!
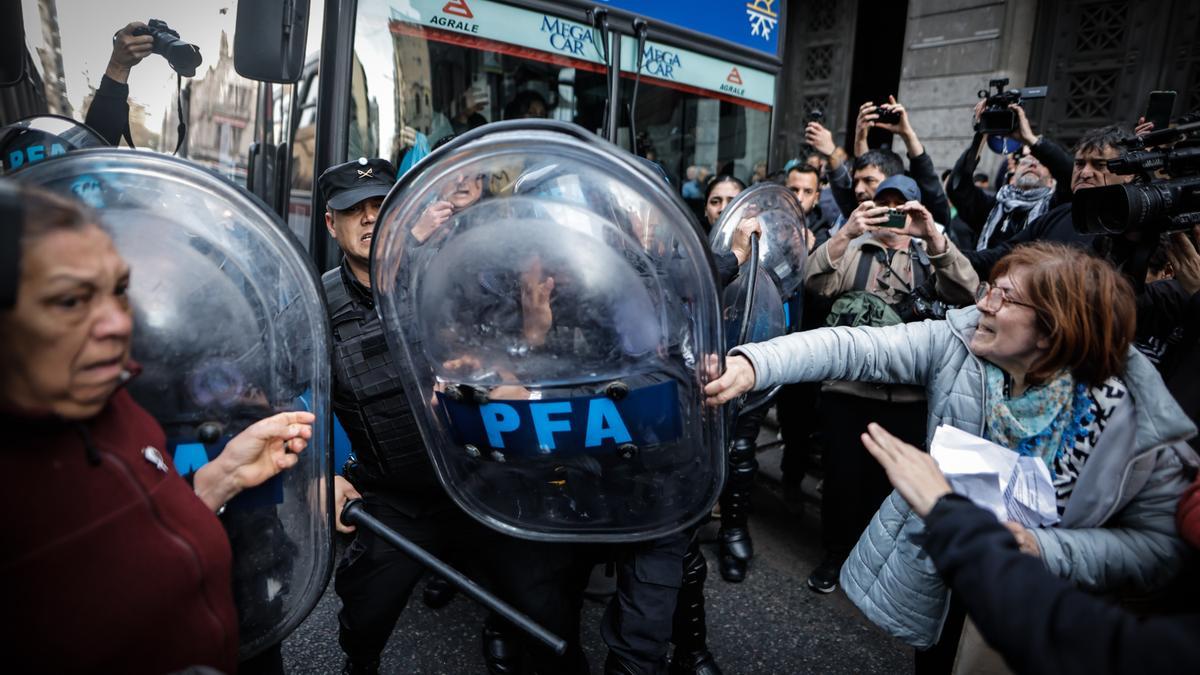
[322,266,433,489]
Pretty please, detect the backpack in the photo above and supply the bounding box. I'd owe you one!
[824,242,941,328]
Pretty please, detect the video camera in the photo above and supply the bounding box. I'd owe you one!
[975,78,1048,135]
[132,19,202,77]
[1073,118,1200,236]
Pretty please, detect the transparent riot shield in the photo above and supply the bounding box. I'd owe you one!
[372,120,725,543]
[709,182,806,412]
[13,150,333,658]
[709,182,809,302]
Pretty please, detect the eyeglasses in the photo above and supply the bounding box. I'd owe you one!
[975,282,1038,312]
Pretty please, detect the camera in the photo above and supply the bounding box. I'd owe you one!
[1073,120,1200,236]
[975,78,1048,135]
[875,106,901,125]
[880,208,907,228]
[132,19,202,77]
[807,109,824,124]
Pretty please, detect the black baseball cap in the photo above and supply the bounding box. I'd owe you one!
[318,157,396,210]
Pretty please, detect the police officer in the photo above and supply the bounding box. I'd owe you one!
[320,157,583,675]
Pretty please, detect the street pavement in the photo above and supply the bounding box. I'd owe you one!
[282,433,914,674]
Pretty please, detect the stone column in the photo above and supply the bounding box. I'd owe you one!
[894,0,1039,177]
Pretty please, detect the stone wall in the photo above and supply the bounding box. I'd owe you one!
[894,0,1039,177]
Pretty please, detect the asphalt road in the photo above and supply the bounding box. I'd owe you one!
[280,458,914,674]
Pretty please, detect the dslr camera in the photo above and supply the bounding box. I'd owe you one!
[1073,118,1200,236]
[132,19,202,77]
[975,78,1048,135]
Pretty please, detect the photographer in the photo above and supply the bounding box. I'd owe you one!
[948,101,1073,255]
[84,22,154,146]
[846,97,952,228]
[965,124,1132,278]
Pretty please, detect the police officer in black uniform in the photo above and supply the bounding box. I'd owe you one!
[319,158,583,675]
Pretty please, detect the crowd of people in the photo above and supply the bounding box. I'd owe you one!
[3,47,1200,674]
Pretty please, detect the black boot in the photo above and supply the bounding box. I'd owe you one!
[668,540,723,675]
[482,613,524,675]
[717,437,757,582]
[717,527,751,582]
[422,574,457,609]
[668,648,723,675]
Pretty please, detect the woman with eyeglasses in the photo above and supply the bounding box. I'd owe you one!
[705,241,1198,673]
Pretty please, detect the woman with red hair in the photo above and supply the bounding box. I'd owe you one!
[706,241,1198,671]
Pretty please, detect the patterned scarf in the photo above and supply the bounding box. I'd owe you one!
[983,363,1089,470]
[976,183,1054,250]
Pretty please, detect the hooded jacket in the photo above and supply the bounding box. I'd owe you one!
[0,386,239,674]
[733,307,1198,647]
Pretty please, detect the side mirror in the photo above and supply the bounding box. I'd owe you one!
[0,2,27,87]
[234,0,310,83]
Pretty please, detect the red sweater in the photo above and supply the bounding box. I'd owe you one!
[1,388,239,674]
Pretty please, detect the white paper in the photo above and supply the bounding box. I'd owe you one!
[929,425,1060,527]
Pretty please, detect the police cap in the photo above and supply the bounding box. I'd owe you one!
[318,157,396,211]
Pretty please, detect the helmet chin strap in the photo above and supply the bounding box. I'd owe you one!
[0,180,22,309]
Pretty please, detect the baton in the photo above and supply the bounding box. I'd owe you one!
[340,499,568,655]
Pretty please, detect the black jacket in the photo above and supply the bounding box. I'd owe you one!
[948,134,1074,246]
[83,75,131,146]
[964,201,1093,278]
[924,495,1200,675]
[831,151,951,228]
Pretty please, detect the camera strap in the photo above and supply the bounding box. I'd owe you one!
[173,74,187,156]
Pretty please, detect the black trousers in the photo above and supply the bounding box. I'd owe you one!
[777,381,822,482]
[600,527,695,674]
[818,391,928,557]
[334,490,585,673]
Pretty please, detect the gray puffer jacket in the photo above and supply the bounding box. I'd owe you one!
[733,306,1198,648]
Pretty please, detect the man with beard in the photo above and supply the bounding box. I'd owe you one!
[947,102,1073,261]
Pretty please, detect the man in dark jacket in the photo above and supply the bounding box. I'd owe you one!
[964,124,1131,277]
[948,102,1073,258]
[861,422,1200,675]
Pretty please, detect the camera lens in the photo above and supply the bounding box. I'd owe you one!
[1073,183,1173,235]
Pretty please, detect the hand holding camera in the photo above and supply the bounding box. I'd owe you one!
[128,18,203,77]
[841,200,891,239]
[894,201,947,254]
[804,120,837,157]
[107,22,155,83]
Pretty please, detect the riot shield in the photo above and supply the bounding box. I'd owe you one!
[371,120,725,543]
[0,115,108,174]
[709,182,806,412]
[12,150,333,658]
[709,182,809,302]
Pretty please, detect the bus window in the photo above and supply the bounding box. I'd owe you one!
[620,78,771,190]
[352,0,609,171]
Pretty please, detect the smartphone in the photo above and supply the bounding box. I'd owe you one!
[1144,91,1176,131]
[880,208,907,228]
[875,106,902,125]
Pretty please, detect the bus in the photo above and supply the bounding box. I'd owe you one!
[7,0,786,270]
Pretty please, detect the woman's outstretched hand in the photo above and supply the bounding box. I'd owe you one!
[860,422,951,518]
[704,355,757,406]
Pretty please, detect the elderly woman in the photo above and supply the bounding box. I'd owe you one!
[0,184,314,674]
[707,242,1198,670]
